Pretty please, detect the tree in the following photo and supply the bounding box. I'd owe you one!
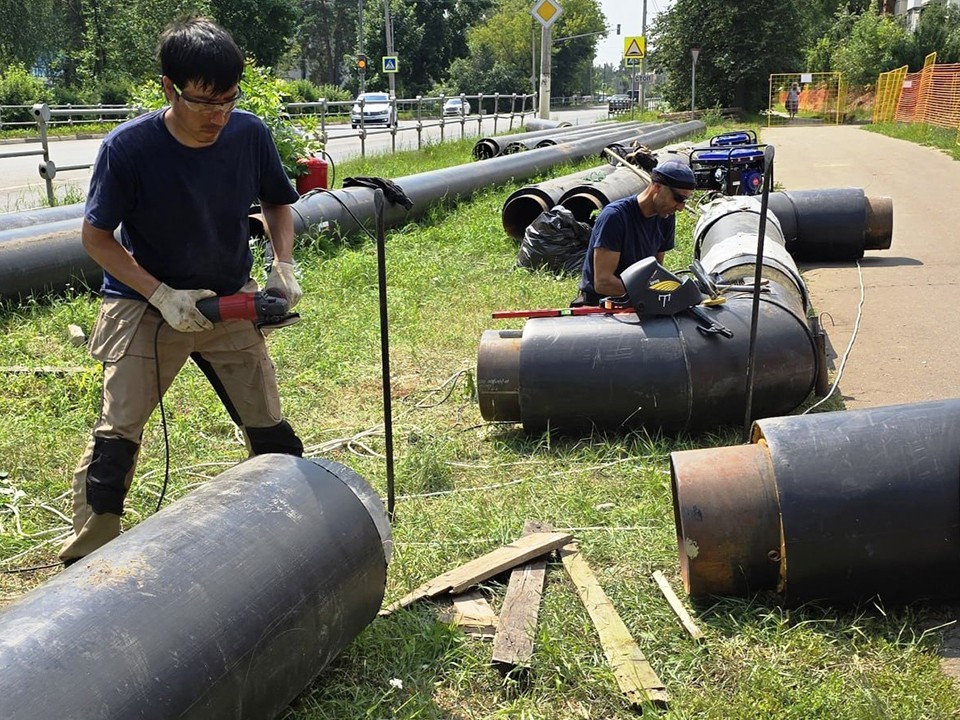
[908,2,960,66]
[210,0,299,68]
[830,9,910,84]
[0,0,59,71]
[650,0,806,113]
[292,0,359,87]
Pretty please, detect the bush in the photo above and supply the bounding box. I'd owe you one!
[96,75,134,106]
[51,85,97,106]
[0,64,50,122]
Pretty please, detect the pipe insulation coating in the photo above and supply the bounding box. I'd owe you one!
[0,454,391,720]
[479,194,820,434]
[670,399,960,605]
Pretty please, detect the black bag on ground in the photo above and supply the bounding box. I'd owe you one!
[517,206,591,275]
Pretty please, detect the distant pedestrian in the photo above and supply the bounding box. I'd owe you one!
[786,83,800,119]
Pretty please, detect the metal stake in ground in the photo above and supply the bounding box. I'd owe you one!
[742,144,776,443]
[373,189,396,518]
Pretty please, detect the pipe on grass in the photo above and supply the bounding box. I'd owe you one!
[477,194,824,434]
[472,122,645,160]
[0,454,391,720]
[670,399,960,604]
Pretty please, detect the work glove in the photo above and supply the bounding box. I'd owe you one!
[148,283,216,332]
[265,260,302,310]
[627,144,659,172]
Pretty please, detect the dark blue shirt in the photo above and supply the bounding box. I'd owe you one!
[578,195,676,303]
[85,109,299,299]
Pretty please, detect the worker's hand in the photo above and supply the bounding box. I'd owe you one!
[148,283,216,332]
[265,260,302,310]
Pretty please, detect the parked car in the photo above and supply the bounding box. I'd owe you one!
[608,93,633,112]
[442,97,471,118]
[351,92,397,128]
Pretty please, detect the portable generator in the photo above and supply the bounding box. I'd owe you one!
[689,130,766,196]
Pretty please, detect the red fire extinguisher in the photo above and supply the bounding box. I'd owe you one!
[296,155,329,194]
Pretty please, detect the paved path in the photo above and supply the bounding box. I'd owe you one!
[761,125,960,410]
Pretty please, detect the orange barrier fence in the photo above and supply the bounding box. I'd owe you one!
[875,52,960,144]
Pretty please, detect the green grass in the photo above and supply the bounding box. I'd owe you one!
[3,127,960,719]
[863,122,960,161]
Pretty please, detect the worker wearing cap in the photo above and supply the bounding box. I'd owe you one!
[572,159,696,306]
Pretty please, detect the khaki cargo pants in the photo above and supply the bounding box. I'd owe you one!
[59,294,296,563]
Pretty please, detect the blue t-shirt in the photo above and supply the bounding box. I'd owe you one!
[578,196,676,301]
[85,109,299,299]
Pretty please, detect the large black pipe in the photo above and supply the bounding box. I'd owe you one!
[478,195,823,434]
[472,122,639,160]
[524,118,573,131]
[765,188,893,260]
[0,454,391,720]
[520,122,662,152]
[670,399,960,605]
[501,164,617,240]
[0,121,704,302]
[0,202,86,231]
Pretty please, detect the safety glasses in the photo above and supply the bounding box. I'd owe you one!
[173,83,242,115]
[670,188,692,204]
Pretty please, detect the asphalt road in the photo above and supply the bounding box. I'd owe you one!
[0,106,611,214]
[761,124,960,411]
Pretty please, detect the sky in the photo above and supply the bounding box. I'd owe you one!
[593,0,675,66]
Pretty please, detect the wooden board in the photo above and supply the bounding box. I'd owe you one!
[491,520,552,668]
[652,570,704,642]
[380,531,573,615]
[438,590,499,639]
[560,544,669,709]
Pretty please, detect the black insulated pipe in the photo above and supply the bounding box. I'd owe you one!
[473,122,647,160]
[670,399,960,605]
[478,194,838,434]
[524,118,574,131]
[0,202,86,232]
[0,454,391,720]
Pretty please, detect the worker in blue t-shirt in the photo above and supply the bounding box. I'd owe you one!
[59,16,304,565]
[572,159,696,306]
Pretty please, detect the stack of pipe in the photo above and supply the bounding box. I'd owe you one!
[476,190,893,435]
[472,122,653,160]
[524,118,573,131]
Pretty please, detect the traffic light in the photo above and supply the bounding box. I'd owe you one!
[357,54,367,71]
[616,24,620,35]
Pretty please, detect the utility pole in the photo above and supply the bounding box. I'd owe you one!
[640,0,647,112]
[383,0,395,98]
[358,0,366,93]
[539,23,552,119]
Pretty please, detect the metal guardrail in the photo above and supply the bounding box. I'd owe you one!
[1,92,539,205]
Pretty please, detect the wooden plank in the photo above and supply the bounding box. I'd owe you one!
[652,570,704,643]
[560,544,669,710]
[491,520,552,668]
[380,531,573,615]
[438,590,499,639]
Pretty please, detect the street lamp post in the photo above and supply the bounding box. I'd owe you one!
[690,44,700,120]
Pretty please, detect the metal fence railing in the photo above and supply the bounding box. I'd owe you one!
[0,92,538,204]
[767,72,845,127]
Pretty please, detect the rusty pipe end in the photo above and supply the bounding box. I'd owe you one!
[477,328,522,422]
[561,192,605,224]
[670,442,782,598]
[863,195,893,251]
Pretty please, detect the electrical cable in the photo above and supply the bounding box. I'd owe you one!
[153,321,172,513]
[802,259,865,414]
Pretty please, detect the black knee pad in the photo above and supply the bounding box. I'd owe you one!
[86,436,139,515]
[246,419,304,457]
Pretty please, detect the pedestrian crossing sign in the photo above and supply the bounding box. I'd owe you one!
[383,56,398,73]
[623,36,646,59]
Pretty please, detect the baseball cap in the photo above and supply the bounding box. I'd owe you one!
[651,159,696,190]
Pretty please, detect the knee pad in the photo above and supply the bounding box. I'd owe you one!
[86,436,139,515]
[246,419,304,457]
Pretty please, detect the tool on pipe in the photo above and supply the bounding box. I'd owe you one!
[195,289,300,329]
[373,188,397,519]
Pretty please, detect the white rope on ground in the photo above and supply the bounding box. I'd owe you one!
[803,259,865,414]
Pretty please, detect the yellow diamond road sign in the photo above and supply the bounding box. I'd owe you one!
[531,0,562,29]
[623,36,646,59]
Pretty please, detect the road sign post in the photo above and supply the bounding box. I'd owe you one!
[531,0,562,120]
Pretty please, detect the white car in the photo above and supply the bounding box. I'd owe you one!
[351,92,397,128]
[442,97,471,118]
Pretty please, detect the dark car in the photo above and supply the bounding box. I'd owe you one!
[608,94,633,112]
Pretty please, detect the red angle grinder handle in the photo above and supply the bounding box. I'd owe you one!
[196,291,289,323]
